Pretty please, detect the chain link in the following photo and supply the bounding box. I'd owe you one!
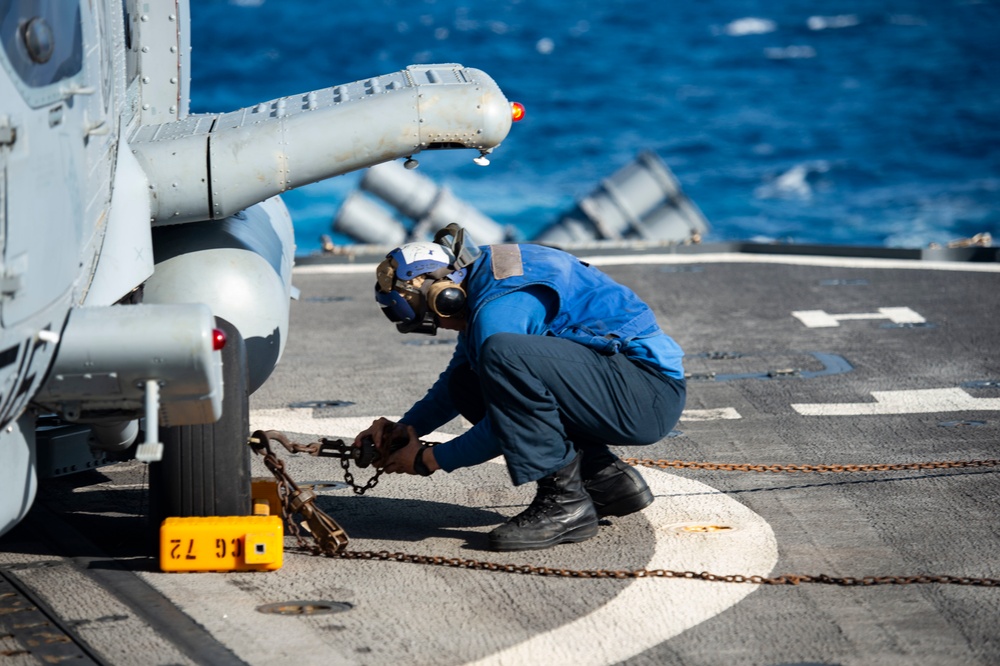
[623,458,1000,474]
[324,551,1000,587]
[339,455,385,495]
[260,429,387,495]
[248,431,350,554]
[252,430,1000,587]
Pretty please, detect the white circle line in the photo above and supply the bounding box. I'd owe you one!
[250,409,779,665]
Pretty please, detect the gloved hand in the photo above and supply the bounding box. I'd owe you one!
[353,418,438,475]
[383,429,438,476]
[353,417,407,460]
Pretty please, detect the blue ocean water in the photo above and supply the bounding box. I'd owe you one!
[189,0,1000,255]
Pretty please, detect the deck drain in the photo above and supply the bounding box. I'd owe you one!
[288,400,355,409]
[257,601,354,616]
[938,420,987,428]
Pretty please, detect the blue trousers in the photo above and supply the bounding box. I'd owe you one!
[449,332,686,486]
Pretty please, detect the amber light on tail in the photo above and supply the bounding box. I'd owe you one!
[511,102,525,122]
[212,328,227,351]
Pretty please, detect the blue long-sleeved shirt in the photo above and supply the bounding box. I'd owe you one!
[400,285,683,473]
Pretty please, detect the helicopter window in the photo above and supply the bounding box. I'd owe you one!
[0,0,83,88]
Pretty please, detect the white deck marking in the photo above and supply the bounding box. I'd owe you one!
[295,252,1000,274]
[577,252,1000,272]
[250,408,777,665]
[463,461,777,666]
[296,263,378,274]
[250,407,742,439]
[792,307,925,328]
[792,387,1000,416]
[252,412,434,441]
[681,407,742,421]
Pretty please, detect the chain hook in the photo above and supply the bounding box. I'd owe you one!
[248,430,350,554]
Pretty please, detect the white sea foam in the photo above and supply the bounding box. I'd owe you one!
[724,18,778,36]
[755,162,831,200]
[807,15,860,30]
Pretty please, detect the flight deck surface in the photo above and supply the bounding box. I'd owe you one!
[2,245,999,665]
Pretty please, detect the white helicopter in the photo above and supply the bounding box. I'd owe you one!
[0,0,517,537]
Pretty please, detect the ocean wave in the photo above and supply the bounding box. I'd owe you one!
[754,162,831,201]
[807,15,860,31]
[764,45,817,60]
[189,1,1000,251]
[721,18,777,36]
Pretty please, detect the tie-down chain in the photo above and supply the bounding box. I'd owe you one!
[247,429,1000,587]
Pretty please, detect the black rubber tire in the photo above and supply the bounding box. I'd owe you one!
[149,317,251,522]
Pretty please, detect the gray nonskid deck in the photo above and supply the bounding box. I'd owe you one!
[2,247,998,665]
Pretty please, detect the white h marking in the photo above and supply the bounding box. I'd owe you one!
[792,307,925,328]
[793,388,1000,416]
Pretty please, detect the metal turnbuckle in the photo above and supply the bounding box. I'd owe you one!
[306,436,382,468]
[248,430,351,554]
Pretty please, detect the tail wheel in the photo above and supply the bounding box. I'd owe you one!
[149,317,251,522]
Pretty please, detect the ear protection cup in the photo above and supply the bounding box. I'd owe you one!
[425,279,467,317]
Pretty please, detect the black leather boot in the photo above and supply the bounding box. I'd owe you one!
[489,453,599,552]
[580,449,654,518]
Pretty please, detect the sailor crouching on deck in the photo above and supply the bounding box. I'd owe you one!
[354,224,686,552]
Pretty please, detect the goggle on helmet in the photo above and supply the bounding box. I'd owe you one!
[375,241,469,334]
